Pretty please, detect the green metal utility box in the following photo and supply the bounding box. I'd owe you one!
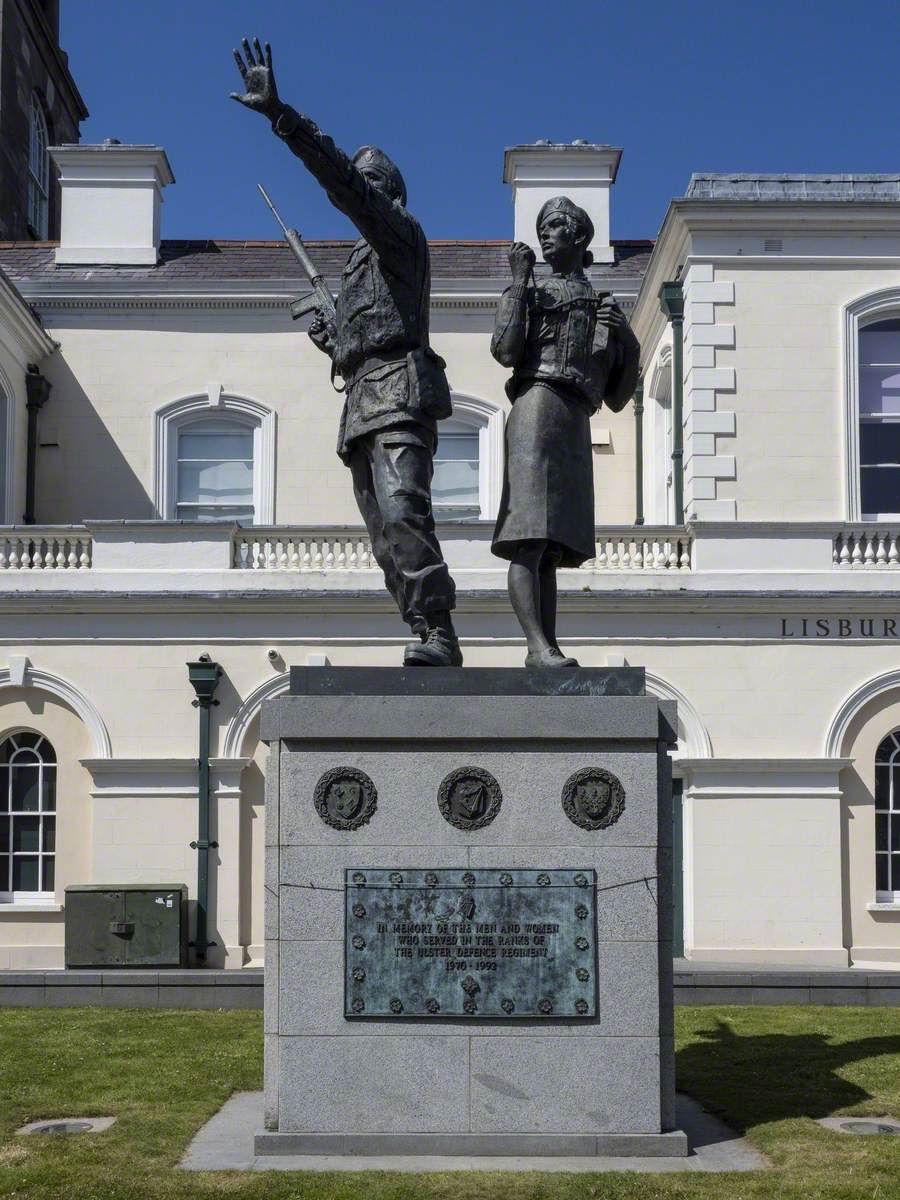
[64,885,188,968]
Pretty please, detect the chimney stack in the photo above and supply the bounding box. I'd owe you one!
[503,142,622,264]
[49,143,174,266]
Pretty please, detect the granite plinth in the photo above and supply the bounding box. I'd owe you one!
[289,666,646,697]
[261,667,680,1157]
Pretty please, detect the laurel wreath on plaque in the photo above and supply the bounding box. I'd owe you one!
[561,766,625,831]
[313,766,378,831]
[437,766,502,830]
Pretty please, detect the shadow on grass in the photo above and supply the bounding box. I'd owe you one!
[676,1017,900,1134]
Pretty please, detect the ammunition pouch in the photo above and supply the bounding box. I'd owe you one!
[406,346,452,420]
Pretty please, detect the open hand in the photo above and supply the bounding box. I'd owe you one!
[508,241,536,283]
[230,37,281,121]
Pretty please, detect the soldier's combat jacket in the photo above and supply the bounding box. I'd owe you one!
[491,271,638,414]
[272,105,450,460]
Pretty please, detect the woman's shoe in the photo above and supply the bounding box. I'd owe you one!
[524,646,579,669]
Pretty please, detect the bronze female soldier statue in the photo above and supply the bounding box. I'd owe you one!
[491,197,639,667]
[231,38,462,666]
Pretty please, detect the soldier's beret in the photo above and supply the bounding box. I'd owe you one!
[537,196,595,246]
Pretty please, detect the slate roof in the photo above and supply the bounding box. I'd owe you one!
[0,239,654,284]
[686,173,900,201]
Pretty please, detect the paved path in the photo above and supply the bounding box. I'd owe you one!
[181,1091,769,1173]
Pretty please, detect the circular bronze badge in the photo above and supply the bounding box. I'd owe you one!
[561,767,625,831]
[313,766,377,831]
[437,766,502,830]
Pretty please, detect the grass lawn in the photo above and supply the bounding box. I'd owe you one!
[0,1006,899,1199]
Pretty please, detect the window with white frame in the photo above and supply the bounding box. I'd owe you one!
[875,730,900,899]
[175,416,256,521]
[0,381,8,524]
[156,392,275,524]
[647,351,675,524]
[0,732,56,901]
[859,318,900,519]
[873,729,900,902]
[27,95,50,239]
[433,418,480,514]
[431,398,505,521]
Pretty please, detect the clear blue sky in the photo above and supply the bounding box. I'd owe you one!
[61,0,899,243]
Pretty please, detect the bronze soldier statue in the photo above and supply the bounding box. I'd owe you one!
[491,196,639,667]
[231,39,461,666]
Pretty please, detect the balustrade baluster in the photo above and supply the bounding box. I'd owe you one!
[850,535,863,566]
[890,535,900,566]
[864,533,876,566]
[876,533,888,567]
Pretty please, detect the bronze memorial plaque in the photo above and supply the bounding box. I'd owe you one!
[344,868,597,1018]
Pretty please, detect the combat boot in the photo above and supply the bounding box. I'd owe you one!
[404,613,463,667]
[402,618,428,666]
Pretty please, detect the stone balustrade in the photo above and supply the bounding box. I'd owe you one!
[0,529,92,570]
[233,530,379,571]
[589,529,692,571]
[6,523,900,586]
[833,529,900,568]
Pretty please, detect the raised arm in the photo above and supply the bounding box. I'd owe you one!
[230,39,416,263]
[490,243,535,367]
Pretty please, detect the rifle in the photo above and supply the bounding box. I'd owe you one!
[257,183,336,323]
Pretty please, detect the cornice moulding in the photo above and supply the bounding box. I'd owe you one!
[0,277,56,360]
[4,588,900,616]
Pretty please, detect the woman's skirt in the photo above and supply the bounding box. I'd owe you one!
[491,381,596,568]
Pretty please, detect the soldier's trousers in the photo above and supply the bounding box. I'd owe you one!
[348,426,456,625]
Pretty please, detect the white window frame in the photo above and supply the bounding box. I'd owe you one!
[844,289,900,521]
[27,94,50,239]
[435,394,504,522]
[875,730,900,902]
[0,729,56,904]
[0,364,14,524]
[647,347,675,525]
[154,388,275,523]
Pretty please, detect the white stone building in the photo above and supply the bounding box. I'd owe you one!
[1,138,900,972]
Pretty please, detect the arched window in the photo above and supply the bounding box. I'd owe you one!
[27,95,50,239]
[859,319,900,519]
[175,416,255,522]
[155,390,276,523]
[875,730,900,900]
[0,731,56,900]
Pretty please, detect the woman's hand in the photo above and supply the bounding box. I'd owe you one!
[596,297,627,334]
[508,241,536,285]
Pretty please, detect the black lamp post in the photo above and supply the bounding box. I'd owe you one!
[187,656,221,962]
